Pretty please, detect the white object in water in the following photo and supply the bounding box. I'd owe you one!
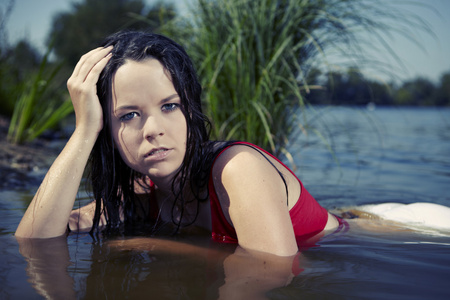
[357,202,450,231]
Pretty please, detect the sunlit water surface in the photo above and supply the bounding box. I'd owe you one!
[1,106,449,299]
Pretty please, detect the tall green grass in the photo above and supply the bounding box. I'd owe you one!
[184,0,314,155]
[174,0,432,157]
[7,46,73,144]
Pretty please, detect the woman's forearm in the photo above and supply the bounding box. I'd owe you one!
[15,127,98,238]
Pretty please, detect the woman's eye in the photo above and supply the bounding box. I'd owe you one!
[119,112,139,121]
[162,103,180,112]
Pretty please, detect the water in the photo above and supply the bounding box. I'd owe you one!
[291,106,450,203]
[1,107,450,299]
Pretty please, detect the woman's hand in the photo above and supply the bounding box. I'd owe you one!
[67,46,113,134]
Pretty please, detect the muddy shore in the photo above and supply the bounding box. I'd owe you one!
[0,116,63,189]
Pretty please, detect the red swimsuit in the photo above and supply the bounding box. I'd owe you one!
[208,142,329,244]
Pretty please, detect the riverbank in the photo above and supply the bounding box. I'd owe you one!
[0,116,62,189]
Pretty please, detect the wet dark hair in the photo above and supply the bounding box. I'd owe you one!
[89,31,214,234]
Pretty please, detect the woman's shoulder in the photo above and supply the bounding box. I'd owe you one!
[209,141,302,211]
[211,141,270,165]
[211,142,282,184]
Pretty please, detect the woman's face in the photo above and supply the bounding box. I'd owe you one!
[110,58,187,185]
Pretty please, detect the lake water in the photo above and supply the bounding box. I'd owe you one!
[1,106,449,299]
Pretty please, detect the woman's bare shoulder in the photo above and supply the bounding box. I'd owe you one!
[212,144,270,176]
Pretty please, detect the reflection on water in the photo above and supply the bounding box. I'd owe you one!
[17,237,76,299]
[15,233,301,299]
[1,107,450,299]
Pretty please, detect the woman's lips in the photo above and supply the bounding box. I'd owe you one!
[145,148,171,160]
[148,148,167,156]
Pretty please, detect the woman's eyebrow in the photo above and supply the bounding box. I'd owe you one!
[160,94,180,103]
[114,94,180,112]
[114,104,139,113]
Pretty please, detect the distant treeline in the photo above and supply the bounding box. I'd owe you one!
[1,0,447,147]
[305,68,450,106]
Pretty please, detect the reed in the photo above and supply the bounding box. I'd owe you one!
[184,0,311,155]
[174,0,432,156]
[7,46,73,144]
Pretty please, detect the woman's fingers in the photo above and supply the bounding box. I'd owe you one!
[81,46,113,84]
[67,46,112,106]
[71,46,113,81]
[67,45,113,100]
[83,49,113,85]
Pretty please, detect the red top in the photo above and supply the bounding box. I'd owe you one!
[208,142,329,244]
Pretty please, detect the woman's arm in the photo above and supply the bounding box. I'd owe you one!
[15,47,112,238]
[211,145,299,257]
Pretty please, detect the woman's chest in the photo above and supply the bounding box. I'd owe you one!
[155,195,212,232]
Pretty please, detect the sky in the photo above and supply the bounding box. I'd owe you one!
[3,0,450,84]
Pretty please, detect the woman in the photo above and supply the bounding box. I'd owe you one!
[15,31,341,257]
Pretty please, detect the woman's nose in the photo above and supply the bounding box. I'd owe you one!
[143,115,164,140]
